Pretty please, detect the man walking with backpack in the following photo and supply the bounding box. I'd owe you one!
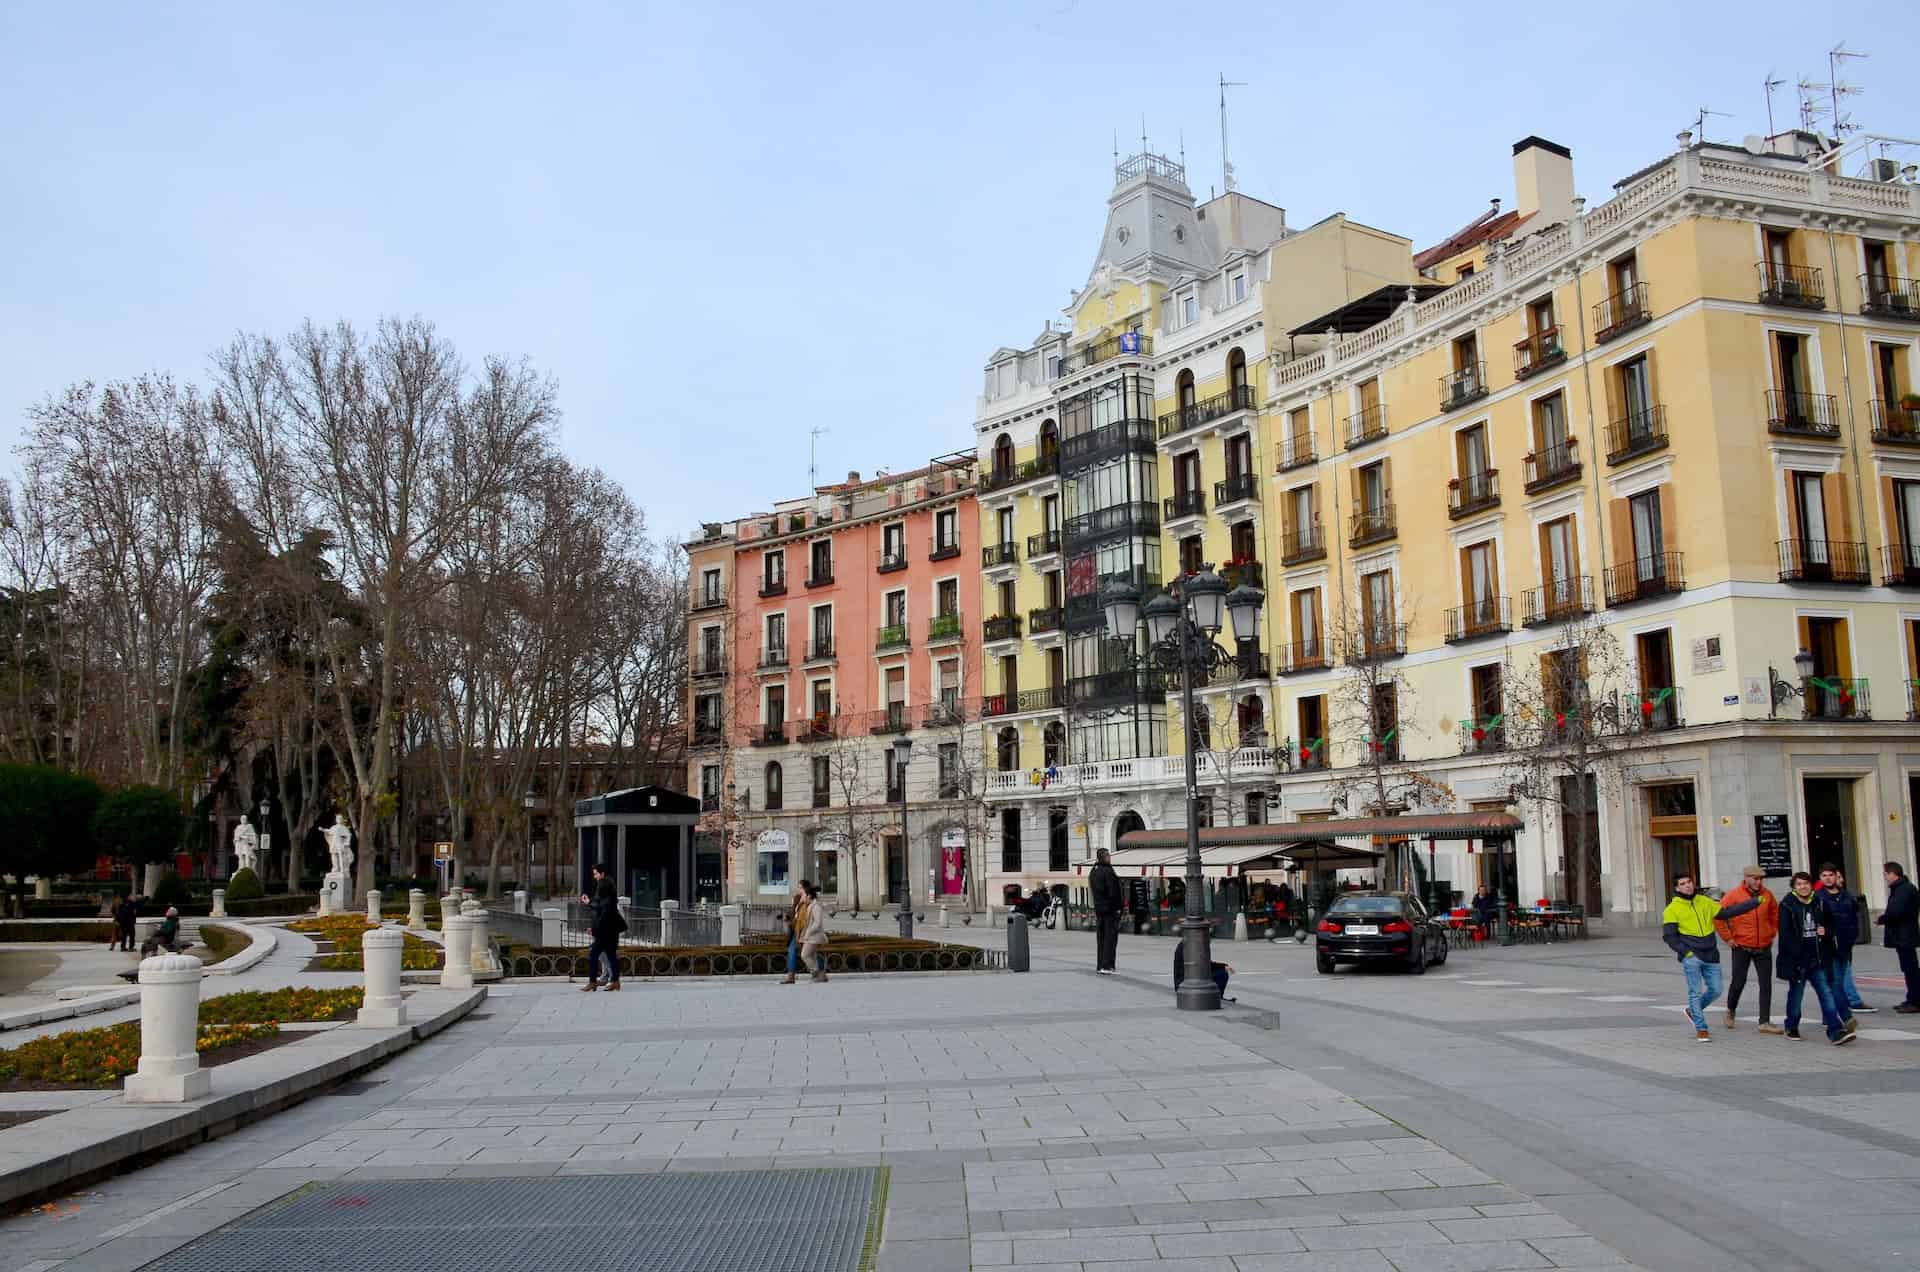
[1716,865,1783,1034]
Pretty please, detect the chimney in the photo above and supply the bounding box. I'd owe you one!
[846,470,860,484]
[1512,136,1574,226]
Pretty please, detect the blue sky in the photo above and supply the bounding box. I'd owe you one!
[2,2,1913,542]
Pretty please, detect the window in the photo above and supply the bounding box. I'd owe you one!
[1470,663,1503,742]
[694,693,721,737]
[883,522,904,560]
[764,684,785,728]
[700,568,721,604]
[809,539,832,583]
[1764,228,1793,282]
[1542,516,1578,608]
[810,605,833,656]
[935,509,958,552]
[1533,392,1568,455]
[884,590,907,629]
[1370,683,1399,761]
[1231,273,1247,304]
[1619,355,1653,428]
[1189,703,1211,752]
[1874,341,1906,404]
[1043,721,1066,766]
[936,578,959,618]
[763,550,785,589]
[1290,587,1321,657]
[1288,484,1314,537]
[1359,462,1387,514]
[938,659,960,711]
[1297,695,1326,764]
[1773,333,1807,403]
[1042,494,1060,534]
[1464,541,1498,612]
[1529,296,1555,335]
[1182,293,1197,325]
[1453,332,1480,380]
[764,762,784,811]
[699,625,722,669]
[1179,535,1203,576]
[1228,347,1248,392]
[998,652,1018,698]
[1048,808,1069,872]
[811,679,833,721]
[997,727,1020,772]
[1194,795,1214,828]
[938,742,960,798]
[1457,423,1490,478]
[1610,253,1638,296]
[815,840,838,893]
[1000,808,1022,873]
[1224,432,1251,482]
[997,579,1016,617]
[765,612,786,658]
[756,835,789,893]
[1895,479,1920,569]
[991,434,1014,479]
[1362,569,1395,650]
[811,755,830,808]
[700,764,720,812]
[996,506,1014,546]
[1629,490,1665,576]
[884,746,904,802]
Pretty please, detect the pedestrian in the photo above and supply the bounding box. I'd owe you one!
[1470,884,1499,929]
[1662,873,1761,1042]
[1171,943,1234,1003]
[780,880,806,985]
[112,892,137,952]
[140,907,183,957]
[1875,861,1920,1013]
[1778,871,1854,1044]
[1715,865,1783,1034]
[579,863,625,992]
[1090,847,1122,975]
[798,880,828,983]
[1819,863,1874,1015]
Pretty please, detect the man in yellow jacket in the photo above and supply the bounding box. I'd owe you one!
[1663,872,1761,1042]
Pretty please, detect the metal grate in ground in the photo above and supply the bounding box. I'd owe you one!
[135,1169,885,1272]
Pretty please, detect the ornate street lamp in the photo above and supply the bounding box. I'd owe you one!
[1767,647,1818,718]
[1103,565,1264,1011]
[893,736,914,938]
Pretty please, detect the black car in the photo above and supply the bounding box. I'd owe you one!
[1315,892,1448,974]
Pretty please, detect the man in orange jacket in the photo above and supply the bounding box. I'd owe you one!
[1717,864,1783,1034]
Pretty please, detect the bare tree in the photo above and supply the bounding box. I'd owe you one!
[0,467,100,772]
[823,723,883,912]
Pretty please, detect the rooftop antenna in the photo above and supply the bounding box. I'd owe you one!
[1691,106,1733,143]
[1763,71,1785,137]
[1828,44,1867,141]
[1796,78,1830,132]
[1219,74,1246,193]
[809,426,827,492]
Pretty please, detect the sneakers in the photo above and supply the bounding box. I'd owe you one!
[1896,1004,1920,1014]
[1785,1028,1803,1039]
[1095,968,1116,976]
[1757,1023,1784,1035]
[1854,1003,1878,1013]
[1694,1029,1711,1042]
[1844,1016,1857,1034]
[1833,1032,1857,1046]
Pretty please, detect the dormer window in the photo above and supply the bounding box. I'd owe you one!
[1230,273,1247,304]
[1182,294,1197,325]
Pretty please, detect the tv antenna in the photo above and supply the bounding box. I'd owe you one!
[1219,74,1246,193]
[1763,71,1785,137]
[1828,44,1867,139]
[1691,106,1733,143]
[809,426,827,492]
[1796,78,1830,132]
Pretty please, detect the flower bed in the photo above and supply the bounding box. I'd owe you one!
[198,987,363,1025]
[290,916,441,971]
[506,938,996,978]
[0,1022,278,1088]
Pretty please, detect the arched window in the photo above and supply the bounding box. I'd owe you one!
[764,762,783,811]
[1042,721,1066,767]
[1176,368,1197,413]
[1227,347,1248,393]
[997,727,1020,772]
[1237,695,1266,745]
[1189,704,1211,752]
[992,433,1014,481]
[1039,420,1059,464]
[1114,810,1146,848]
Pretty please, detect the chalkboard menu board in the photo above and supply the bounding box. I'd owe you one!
[1754,815,1793,877]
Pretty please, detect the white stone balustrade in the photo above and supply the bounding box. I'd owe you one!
[439,913,475,990]
[358,928,407,1028]
[407,889,426,930]
[124,954,209,1104]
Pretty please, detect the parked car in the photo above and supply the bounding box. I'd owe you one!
[1315,892,1447,974]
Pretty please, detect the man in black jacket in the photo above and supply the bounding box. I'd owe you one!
[1877,861,1920,1012]
[1090,849,1122,975]
[580,865,625,992]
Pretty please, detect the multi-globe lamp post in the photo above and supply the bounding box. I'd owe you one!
[1101,566,1265,1011]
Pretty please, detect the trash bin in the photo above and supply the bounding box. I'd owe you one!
[1007,913,1030,972]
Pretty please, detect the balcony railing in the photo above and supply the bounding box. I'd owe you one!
[1523,438,1581,493]
[1029,606,1063,636]
[692,653,726,678]
[875,624,909,650]
[1028,529,1062,558]
[982,541,1019,569]
[1513,328,1566,379]
[1221,560,1263,590]
[1439,362,1489,412]
[929,535,961,561]
[805,567,834,588]
[750,724,787,747]
[1603,552,1685,606]
[1164,490,1206,522]
[1276,639,1331,675]
[1054,331,1152,377]
[691,593,726,612]
[1176,647,1271,688]
[1522,576,1594,626]
[919,699,971,729]
[1350,621,1407,663]
[797,714,838,743]
[1776,538,1870,585]
[1872,399,1920,445]
[1861,275,1920,321]
[1276,433,1317,471]
[1215,472,1261,506]
[1758,261,1825,309]
[1062,501,1158,544]
[1068,667,1167,708]
[1593,283,1651,342]
[1061,419,1156,467]
[1447,469,1500,519]
[983,614,1022,643]
[1349,502,1396,548]
[758,576,788,597]
[804,637,835,662]
[1157,384,1257,438]
[876,548,909,573]
[1345,403,1388,449]
[981,686,1066,718]
[926,613,962,643]
[1624,686,1685,733]
[1913,679,1920,722]
[1459,720,1507,754]
[1605,406,1668,464]
[1766,389,1839,439]
[1280,521,1325,565]
[1444,597,1512,643]
[868,704,910,735]
[979,451,1060,493]
[1802,678,1869,721]
[757,646,790,669]
[689,723,724,748]
[1883,543,1920,587]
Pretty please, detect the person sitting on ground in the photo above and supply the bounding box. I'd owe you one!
[1171,943,1234,1003]
[140,907,183,957]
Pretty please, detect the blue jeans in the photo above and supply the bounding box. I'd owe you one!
[1785,966,1846,1039]
[588,937,619,984]
[1682,956,1724,1031]
[1831,948,1865,1009]
[787,935,798,975]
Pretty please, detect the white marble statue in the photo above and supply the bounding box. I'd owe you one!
[326,820,354,879]
[231,821,259,874]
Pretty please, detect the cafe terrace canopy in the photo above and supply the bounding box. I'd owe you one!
[1085,811,1524,878]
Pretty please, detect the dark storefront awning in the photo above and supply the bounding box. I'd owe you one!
[1116,811,1522,856]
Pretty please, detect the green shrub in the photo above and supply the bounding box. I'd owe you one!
[224,867,264,903]
[224,893,318,917]
[0,920,115,942]
[91,785,185,870]
[150,871,192,909]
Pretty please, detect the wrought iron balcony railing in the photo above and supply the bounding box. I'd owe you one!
[1280,521,1325,565]
[1766,389,1839,439]
[876,547,909,573]
[1349,502,1396,548]
[981,541,1019,569]
[926,613,962,643]
[978,451,1060,493]
[929,535,961,561]
[1164,490,1207,521]
[1883,543,1920,587]
[1053,331,1153,377]
[1447,469,1499,519]
[758,576,787,597]
[1861,274,1920,321]
[1439,362,1489,412]
[1444,597,1512,643]
[983,614,1022,642]
[1776,538,1870,585]
[868,704,909,735]
[1513,327,1566,379]
[1872,399,1920,445]
[1522,576,1594,626]
[875,624,909,650]
[1345,403,1387,449]
[1157,384,1257,438]
[1603,553,1685,606]
[1276,639,1331,675]
[1592,283,1651,342]
[1758,261,1825,309]
[1276,433,1317,471]
[1523,438,1581,493]
[1215,472,1260,506]
[1801,678,1868,721]
[757,646,789,669]
[1605,406,1668,464]
[1027,529,1062,558]
[1029,606,1063,636]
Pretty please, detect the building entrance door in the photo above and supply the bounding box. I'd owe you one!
[885,835,906,905]
[1804,777,1859,885]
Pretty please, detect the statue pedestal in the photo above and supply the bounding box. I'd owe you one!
[320,872,348,915]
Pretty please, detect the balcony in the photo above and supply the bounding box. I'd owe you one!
[1027,529,1062,559]
[689,722,724,749]
[1180,646,1270,688]
[1766,389,1839,439]
[1157,384,1257,439]
[1062,501,1157,545]
[981,685,1066,718]
[1522,576,1594,627]
[1874,399,1920,445]
[1592,283,1651,342]
[803,637,835,662]
[1061,419,1155,467]
[1523,439,1581,494]
[982,541,1019,569]
[756,646,790,670]
[1345,404,1387,450]
[1276,639,1331,675]
[691,593,726,612]
[1603,553,1685,607]
[979,451,1059,494]
[926,613,962,644]
[1054,331,1153,377]
[919,698,971,729]
[1444,597,1512,643]
[1459,720,1507,755]
[1513,328,1566,380]
[1861,275,1920,321]
[1350,622,1407,663]
[1221,560,1264,590]
[876,547,909,573]
[1349,502,1396,549]
[692,653,727,679]
[1624,686,1685,733]
[1776,538,1870,585]
[750,724,788,747]
[797,714,838,743]
[1447,469,1500,519]
[758,576,788,598]
[1214,472,1260,509]
[1068,667,1166,708]
[983,614,1022,643]
[1438,363,1489,413]
[1164,490,1207,523]
[1605,406,1668,464]
[1883,544,1920,587]
[1276,434,1317,472]
[1280,521,1326,566]
[804,567,834,589]
[1758,262,1825,309]
[875,624,909,651]
[868,704,910,735]
[929,535,961,562]
[1028,605,1064,636]
[1803,678,1869,721]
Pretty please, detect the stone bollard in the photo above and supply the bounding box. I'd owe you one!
[367,888,382,924]
[358,928,407,1028]
[210,888,227,919]
[1006,914,1030,973]
[407,889,426,930]
[1234,912,1249,942]
[125,954,209,1103]
[541,907,565,946]
[719,904,742,946]
[35,877,52,900]
[617,895,631,924]
[939,905,950,929]
[439,913,475,990]
[441,895,459,933]
[661,899,679,945]
[463,899,498,977]
[513,889,529,916]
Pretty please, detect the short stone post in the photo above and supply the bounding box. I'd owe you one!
[439,912,475,990]
[513,889,529,915]
[939,905,950,929]
[661,898,679,945]
[34,877,52,900]
[463,899,499,977]
[617,895,631,923]
[407,889,426,930]
[719,904,742,946]
[210,888,227,919]
[1234,911,1249,942]
[541,907,565,946]
[440,895,459,932]
[125,954,209,1103]
[366,888,382,924]
[358,928,407,1028]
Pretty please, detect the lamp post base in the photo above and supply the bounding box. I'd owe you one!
[1175,915,1221,1011]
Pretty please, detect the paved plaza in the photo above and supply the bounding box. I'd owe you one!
[4,919,1920,1270]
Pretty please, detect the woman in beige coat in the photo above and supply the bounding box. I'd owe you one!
[798,880,829,982]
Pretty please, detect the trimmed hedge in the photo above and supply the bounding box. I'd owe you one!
[21,899,103,918]
[0,921,115,942]
[224,867,264,903]
[506,938,991,978]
